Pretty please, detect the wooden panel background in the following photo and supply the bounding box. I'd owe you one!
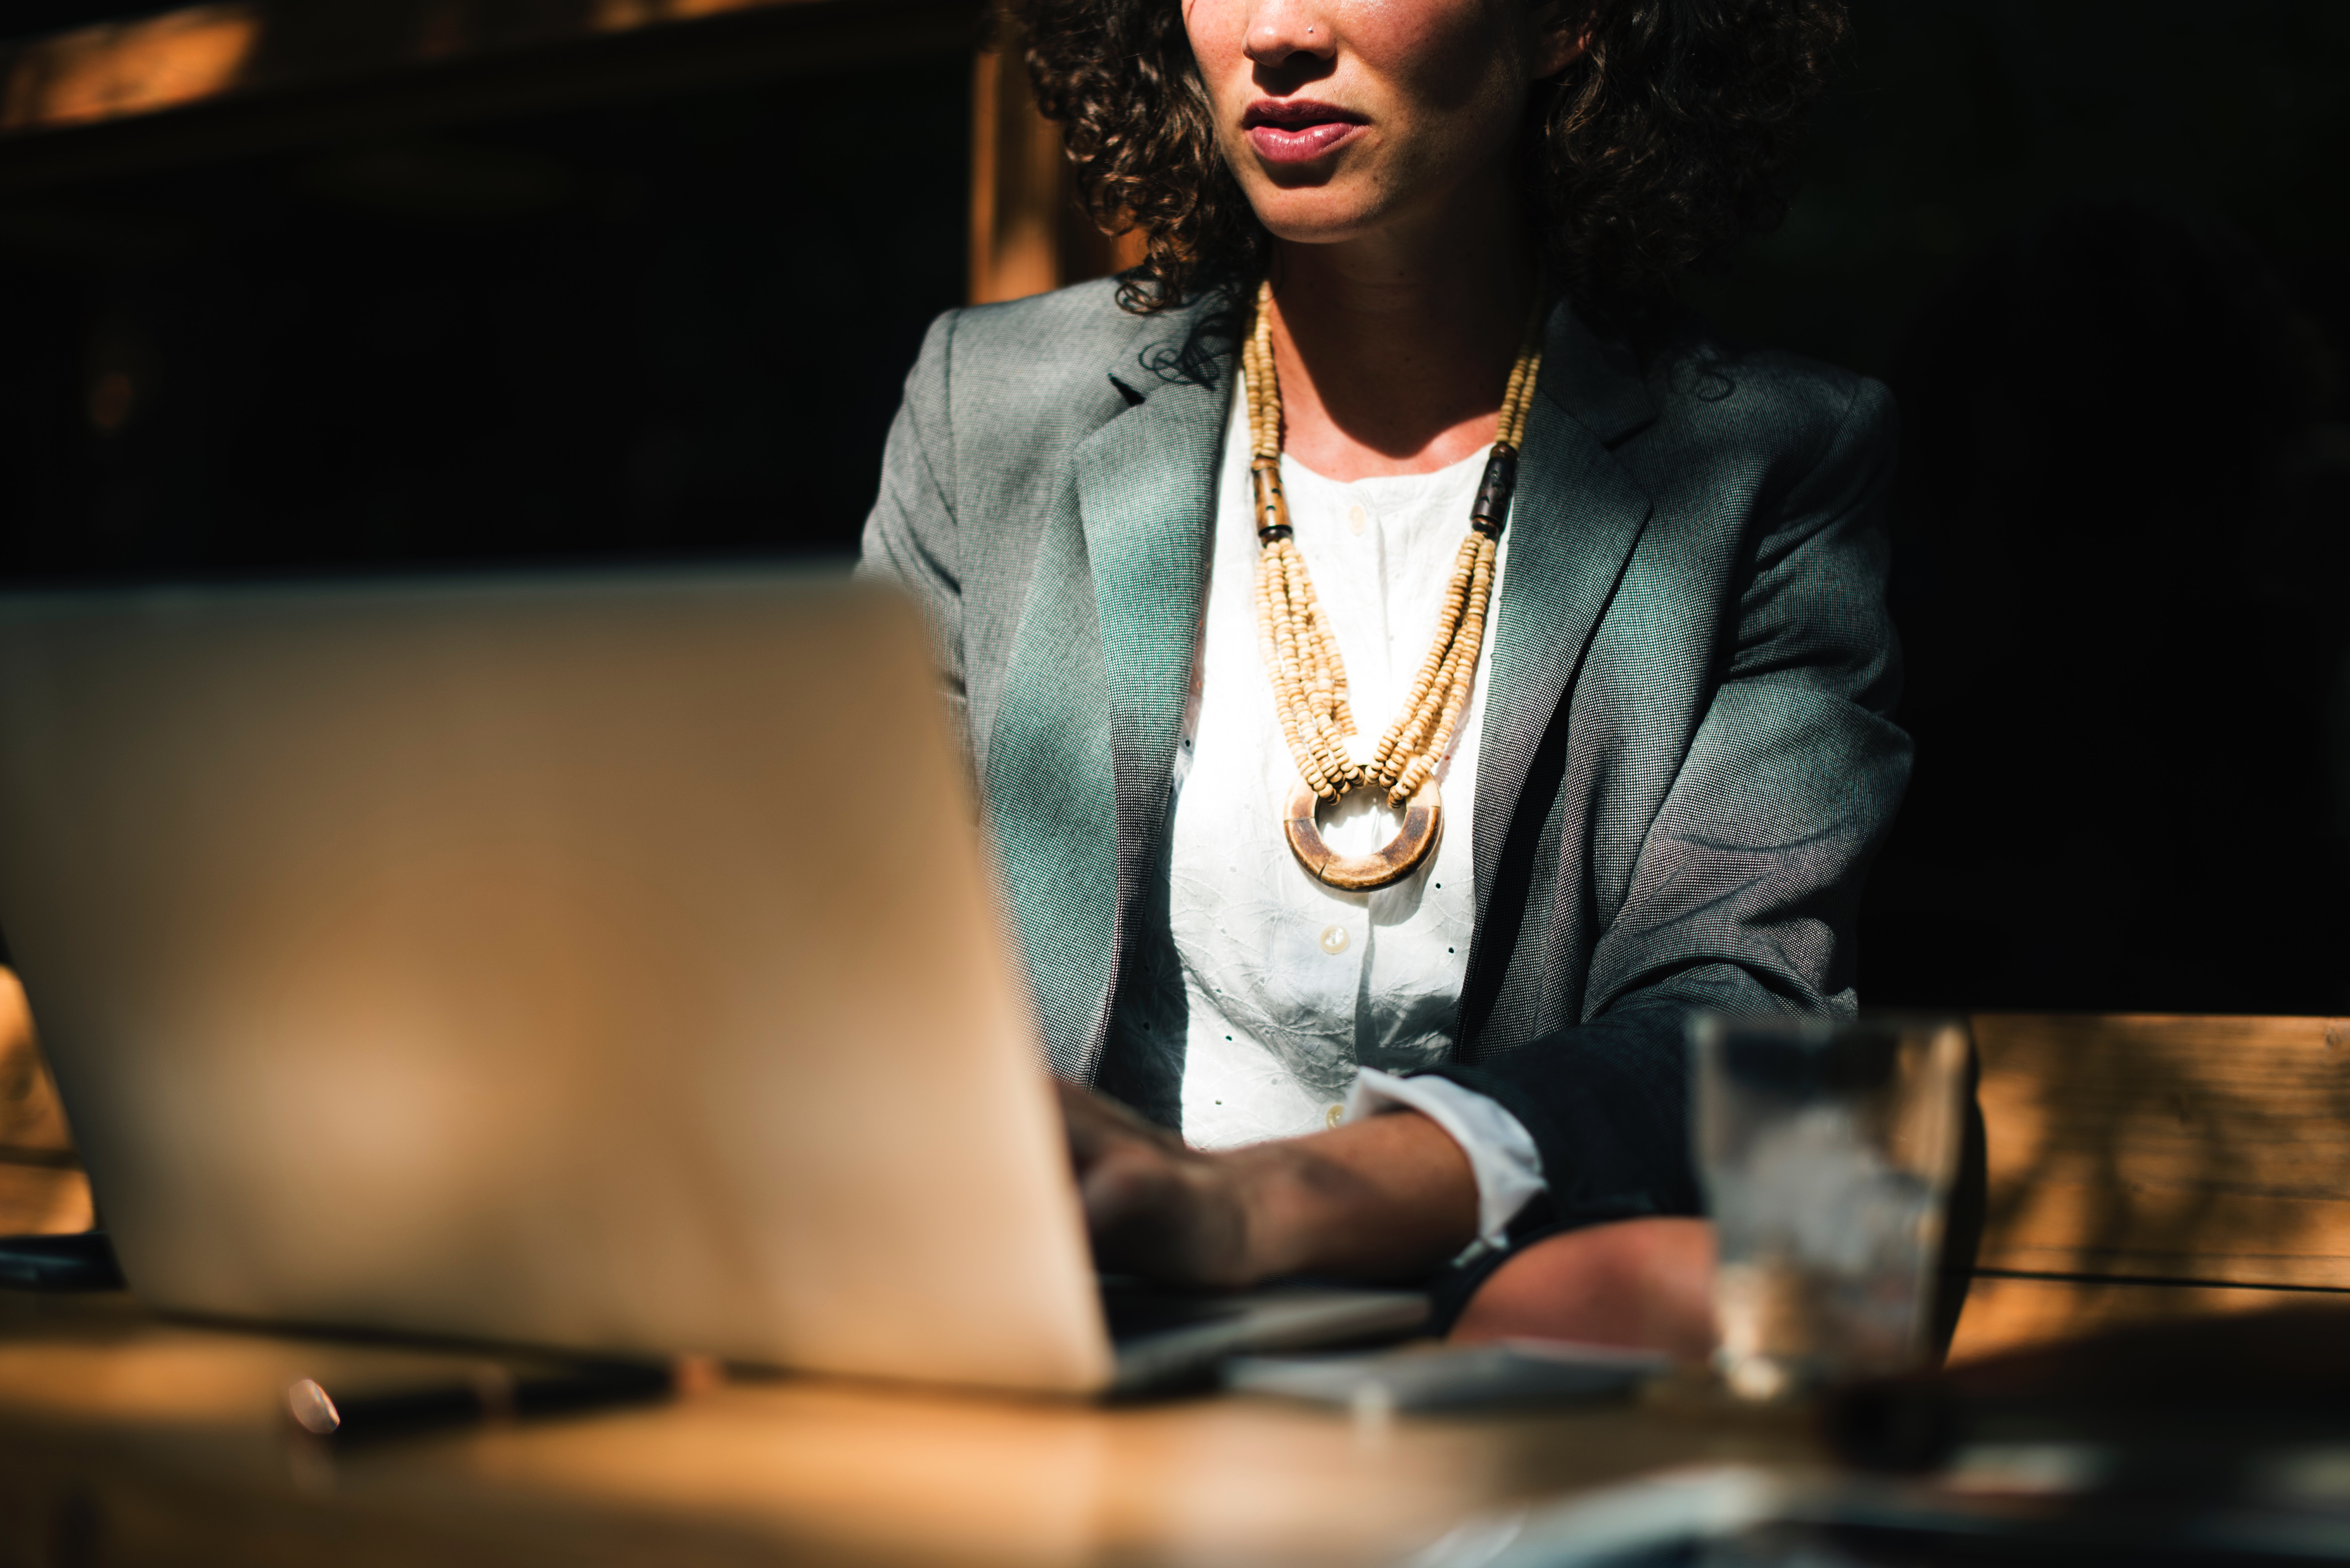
[0,0,842,136]
[0,0,983,192]
[1948,1013,2350,1360]
[0,970,92,1237]
[968,29,1144,305]
[2,0,1159,307]
[1971,1013,2350,1286]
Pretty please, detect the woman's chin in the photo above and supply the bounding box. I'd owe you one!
[1248,198,1392,252]
[1246,172,1484,257]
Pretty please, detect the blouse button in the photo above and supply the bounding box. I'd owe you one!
[1346,503,1367,536]
[1320,925,1349,955]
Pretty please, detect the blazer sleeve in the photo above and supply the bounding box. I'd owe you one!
[856,310,970,745]
[1425,378,1911,1235]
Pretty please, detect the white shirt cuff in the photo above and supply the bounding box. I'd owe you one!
[1344,1068,1547,1250]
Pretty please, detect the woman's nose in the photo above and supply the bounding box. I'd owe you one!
[1243,0,1337,69]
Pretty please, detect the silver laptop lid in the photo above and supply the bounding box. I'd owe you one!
[0,569,1114,1392]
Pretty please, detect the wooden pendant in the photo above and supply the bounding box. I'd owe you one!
[1282,778,1443,892]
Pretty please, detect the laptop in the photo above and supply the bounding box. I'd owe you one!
[0,568,1423,1395]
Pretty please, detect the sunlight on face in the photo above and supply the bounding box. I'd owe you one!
[1181,0,1584,249]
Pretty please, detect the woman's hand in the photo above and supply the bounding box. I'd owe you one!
[1056,1082,1256,1286]
[1448,1218,1717,1361]
[1057,1082,1719,1361]
[1055,1080,1480,1288]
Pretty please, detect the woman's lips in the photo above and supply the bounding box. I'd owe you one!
[1242,102,1367,164]
[1246,120,1363,163]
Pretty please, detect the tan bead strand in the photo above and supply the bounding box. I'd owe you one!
[1247,293,1366,797]
[1247,279,1543,815]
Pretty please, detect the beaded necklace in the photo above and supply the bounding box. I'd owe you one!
[1245,279,1543,891]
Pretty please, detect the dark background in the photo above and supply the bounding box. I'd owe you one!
[0,11,971,579]
[1687,0,2350,1017]
[0,0,2343,1014]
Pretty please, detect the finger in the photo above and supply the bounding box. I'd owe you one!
[1054,1078,1118,1165]
[1055,1078,1187,1162]
[1075,1142,1253,1289]
[1074,1082,1189,1149]
[1077,1147,1188,1269]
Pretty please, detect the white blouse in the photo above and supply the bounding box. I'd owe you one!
[1141,376,1546,1245]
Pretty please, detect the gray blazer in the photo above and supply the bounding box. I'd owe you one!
[860,279,1908,1237]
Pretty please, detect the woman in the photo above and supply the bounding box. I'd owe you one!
[862,0,1902,1354]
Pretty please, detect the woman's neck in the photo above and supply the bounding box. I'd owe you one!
[1261,184,1540,483]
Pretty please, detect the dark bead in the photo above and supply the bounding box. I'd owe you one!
[1470,443,1519,535]
[1251,463,1291,534]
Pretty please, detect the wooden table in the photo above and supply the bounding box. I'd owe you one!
[0,1292,1814,1568]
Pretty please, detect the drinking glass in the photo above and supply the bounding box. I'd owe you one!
[1692,1014,1969,1401]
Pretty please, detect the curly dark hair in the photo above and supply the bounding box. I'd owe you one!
[1014,0,1847,317]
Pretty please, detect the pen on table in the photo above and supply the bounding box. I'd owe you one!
[284,1356,718,1445]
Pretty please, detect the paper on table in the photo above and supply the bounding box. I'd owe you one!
[1224,1338,1669,1413]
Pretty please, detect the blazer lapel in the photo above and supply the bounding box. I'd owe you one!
[1463,304,1658,1035]
[985,321,1230,1079]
